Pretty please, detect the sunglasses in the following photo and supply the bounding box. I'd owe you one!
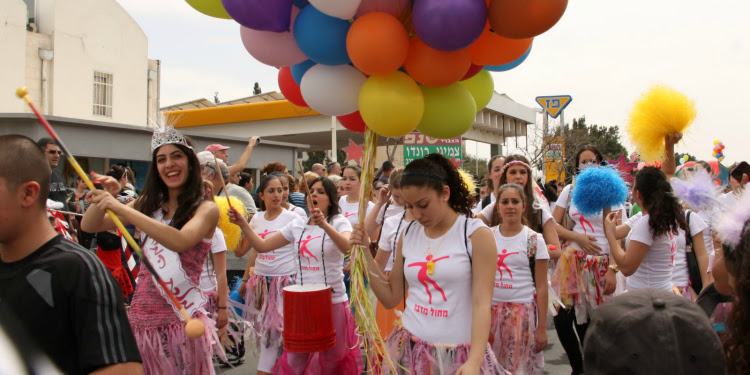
[47,150,63,155]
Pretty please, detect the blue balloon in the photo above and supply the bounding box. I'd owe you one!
[293,6,351,65]
[484,44,533,72]
[291,59,316,85]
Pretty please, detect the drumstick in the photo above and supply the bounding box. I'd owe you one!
[296,161,316,212]
[16,86,205,338]
[213,156,233,210]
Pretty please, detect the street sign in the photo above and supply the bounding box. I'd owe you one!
[403,132,462,165]
[536,95,572,119]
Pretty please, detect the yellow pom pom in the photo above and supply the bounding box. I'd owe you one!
[627,85,696,162]
[214,196,247,252]
[457,168,476,194]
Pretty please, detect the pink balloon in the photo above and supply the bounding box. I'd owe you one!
[240,6,307,67]
[355,0,409,18]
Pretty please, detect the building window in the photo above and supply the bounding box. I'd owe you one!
[93,71,113,117]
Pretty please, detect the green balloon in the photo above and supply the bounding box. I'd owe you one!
[417,84,476,140]
[458,70,494,111]
[185,0,232,19]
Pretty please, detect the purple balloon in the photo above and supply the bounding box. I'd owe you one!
[222,0,293,32]
[413,0,487,51]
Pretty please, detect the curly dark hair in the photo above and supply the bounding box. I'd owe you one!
[723,222,750,374]
[401,153,474,217]
[496,154,542,230]
[134,144,208,230]
[634,166,686,237]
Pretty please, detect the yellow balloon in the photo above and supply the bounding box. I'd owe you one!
[359,72,424,137]
[417,84,476,139]
[457,70,494,111]
[185,0,232,19]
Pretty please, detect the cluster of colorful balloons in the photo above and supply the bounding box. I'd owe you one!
[186,0,568,139]
[713,140,726,162]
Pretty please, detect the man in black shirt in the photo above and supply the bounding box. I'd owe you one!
[0,135,142,374]
[37,137,69,206]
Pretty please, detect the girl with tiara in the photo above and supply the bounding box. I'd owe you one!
[235,174,304,375]
[351,153,504,374]
[477,154,560,257]
[82,124,220,374]
[549,145,621,374]
[490,184,549,374]
[228,177,363,374]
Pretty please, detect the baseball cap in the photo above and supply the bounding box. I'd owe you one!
[196,151,214,166]
[205,144,229,154]
[584,289,726,374]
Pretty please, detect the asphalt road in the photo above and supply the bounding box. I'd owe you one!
[215,327,573,374]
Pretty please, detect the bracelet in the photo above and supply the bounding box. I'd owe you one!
[608,264,620,273]
[242,278,249,282]
[217,306,227,309]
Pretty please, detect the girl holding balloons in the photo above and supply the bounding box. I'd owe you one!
[350,153,503,374]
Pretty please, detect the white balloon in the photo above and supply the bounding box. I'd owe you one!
[300,64,366,116]
[309,0,362,20]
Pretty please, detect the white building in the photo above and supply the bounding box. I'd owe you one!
[0,0,303,189]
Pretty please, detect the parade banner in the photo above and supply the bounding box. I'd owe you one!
[403,132,462,165]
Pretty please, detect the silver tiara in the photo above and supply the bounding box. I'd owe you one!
[150,112,192,153]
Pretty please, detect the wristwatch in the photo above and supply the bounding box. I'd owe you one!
[608,264,620,273]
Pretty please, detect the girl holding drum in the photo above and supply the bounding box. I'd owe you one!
[228,177,363,374]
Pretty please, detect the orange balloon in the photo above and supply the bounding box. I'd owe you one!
[488,0,568,39]
[403,37,471,88]
[469,23,533,66]
[347,12,409,76]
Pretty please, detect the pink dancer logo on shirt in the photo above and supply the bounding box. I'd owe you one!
[344,212,357,219]
[497,249,519,280]
[408,255,449,304]
[258,229,277,239]
[572,213,594,234]
[297,235,321,264]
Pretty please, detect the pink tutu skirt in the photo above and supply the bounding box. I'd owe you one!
[551,247,610,323]
[243,274,295,352]
[273,301,364,375]
[383,327,509,375]
[490,301,544,375]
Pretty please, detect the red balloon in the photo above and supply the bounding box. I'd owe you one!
[461,64,484,80]
[278,66,307,107]
[488,0,568,39]
[337,111,367,133]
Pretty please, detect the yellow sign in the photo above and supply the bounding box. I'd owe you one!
[536,95,572,119]
[544,137,566,183]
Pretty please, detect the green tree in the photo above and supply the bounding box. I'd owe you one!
[550,116,628,183]
[302,150,349,172]
[462,153,488,179]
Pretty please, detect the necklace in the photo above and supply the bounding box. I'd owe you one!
[423,214,458,275]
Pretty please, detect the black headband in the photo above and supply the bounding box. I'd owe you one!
[402,170,447,182]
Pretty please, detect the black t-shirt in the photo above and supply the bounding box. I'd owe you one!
[0,235,141,374]
[49,169,68,206]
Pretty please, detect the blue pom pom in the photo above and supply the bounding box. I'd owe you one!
[572,166,629,216]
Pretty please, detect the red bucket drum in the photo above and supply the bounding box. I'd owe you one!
[282,284,336,353]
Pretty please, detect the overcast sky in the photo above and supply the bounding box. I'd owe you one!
[117,0,750,164]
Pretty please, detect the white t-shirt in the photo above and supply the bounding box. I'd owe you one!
[672,211,708,287]
[401,215,488,345]
[250,209,304,276]
[375,199,406,225]
[339,196,375,227]
[556,184,623,255]
[378,212,409,272]
[625,211,643,229]
[280,215,352,304]
[480,201,554,232]
[695,209,715,254]
[286,204,308,221]
[200,227,227,292]
[625,213,676,291]
[491,226,549,304]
